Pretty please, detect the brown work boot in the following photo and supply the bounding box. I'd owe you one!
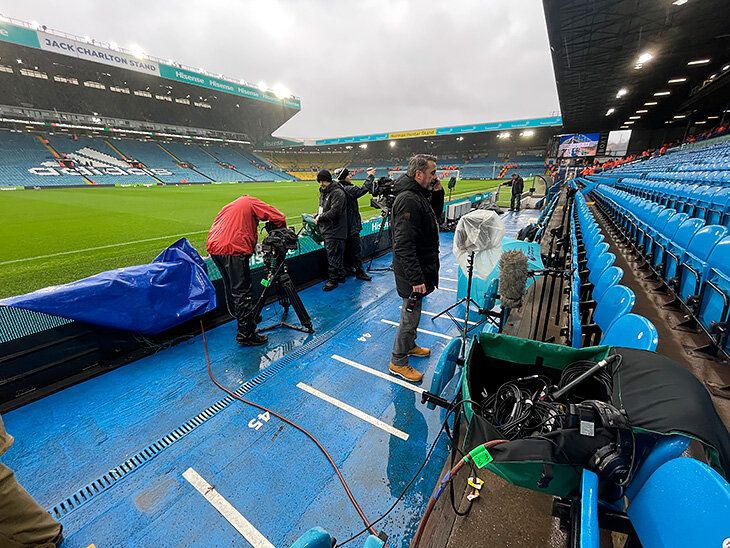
[389,362,423,383]
[408,346,431,358]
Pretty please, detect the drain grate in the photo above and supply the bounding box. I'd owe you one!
[48,301,381,520]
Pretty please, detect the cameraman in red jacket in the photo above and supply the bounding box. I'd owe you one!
[206,195,286,345]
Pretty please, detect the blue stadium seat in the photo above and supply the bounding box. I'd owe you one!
[697,237,730,350]
[651,212,689,273]
[593,285,635,329]
[586,242,610,269]
[592,266,624,302]
[601,313,658,351]
[587,252,616,286]
[626,458,730,548]
[675,225,728,302]
[663,217,705,282]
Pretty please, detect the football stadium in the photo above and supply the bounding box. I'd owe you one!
[1,1,729,547]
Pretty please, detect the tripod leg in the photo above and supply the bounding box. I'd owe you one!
[276,280,291,323]
[281,270,314,332]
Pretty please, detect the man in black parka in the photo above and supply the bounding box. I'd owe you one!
[336,167,373,281]
[509,173,524,211]
[316,169,348,291]
[389,154,444,383]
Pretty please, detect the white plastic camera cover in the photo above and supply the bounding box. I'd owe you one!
[452,209,506,279]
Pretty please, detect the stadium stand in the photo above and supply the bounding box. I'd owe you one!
[110,139,202,183]
[0,131,297,186]
[232,148,297,180]
[590,179,730,356]
[157,141,230,181]
[0,131,87,187]
[566,182,659,350]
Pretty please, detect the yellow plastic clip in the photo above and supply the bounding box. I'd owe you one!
[467,476,484,491]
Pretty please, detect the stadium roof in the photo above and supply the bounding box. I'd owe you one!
[0,17,301,141]
[0,17,300,107]
[544,0,730,133]
[308,116,563,147]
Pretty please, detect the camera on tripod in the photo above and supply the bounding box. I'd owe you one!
[370,176,396,212]
[261,223,298,265]
[254,222,313,334]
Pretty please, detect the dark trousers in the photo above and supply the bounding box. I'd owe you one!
[392,296,422,365]
[211,254,256,337]
[324,238,346,281]
[344,232,364,273]
[510,192,521,211]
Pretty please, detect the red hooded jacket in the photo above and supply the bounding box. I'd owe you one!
[206,196,286,256]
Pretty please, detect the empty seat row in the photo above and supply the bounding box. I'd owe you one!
[566,191,659,351]
[608,177,730,226]
[592,185,730,356]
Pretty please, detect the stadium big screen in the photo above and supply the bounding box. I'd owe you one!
[557,132,600,158]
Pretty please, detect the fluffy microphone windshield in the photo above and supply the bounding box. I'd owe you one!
[499,250,529,309]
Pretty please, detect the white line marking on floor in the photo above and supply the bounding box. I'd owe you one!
[406,307,479,326]
[182,467,274,548]
[379,319,454,340]
[440,276,458,282]
[331,354,425,394]
[438,287,458,293]
[296,382,409,440]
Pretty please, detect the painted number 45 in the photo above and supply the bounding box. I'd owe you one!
[248,412,271,431]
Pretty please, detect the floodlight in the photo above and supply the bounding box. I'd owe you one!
[389,141,396,148]
[637,52,653,64]
[636,109,648,113]
[272,84,291,98]
[129,44,146,59]
[687,59,710,66]
[616,88,628,98]
[644,101,658,106]
[673,115,686,119]
[654,91,671,96]
[668,77,687,83]
[606,108,615,116]
[629,116,641,120]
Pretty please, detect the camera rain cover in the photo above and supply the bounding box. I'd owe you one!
[453,209,506,278]
[0,238,217,334]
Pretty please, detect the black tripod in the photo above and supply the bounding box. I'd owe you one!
[431,251,501,359]
[254,250,314,334]
[366,208,393,273]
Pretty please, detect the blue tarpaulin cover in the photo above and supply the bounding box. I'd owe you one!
[0,239,217,334]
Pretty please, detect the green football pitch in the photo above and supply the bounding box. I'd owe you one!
[0,179,503,298]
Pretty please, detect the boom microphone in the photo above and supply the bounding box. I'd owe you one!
[499,250,529,309]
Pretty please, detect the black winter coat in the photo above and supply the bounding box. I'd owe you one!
[391,174,445,298]
[341,176,372,235]
[511,176,524,195]
[318,182,348,240]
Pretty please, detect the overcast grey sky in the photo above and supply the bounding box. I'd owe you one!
[1,0,560,139]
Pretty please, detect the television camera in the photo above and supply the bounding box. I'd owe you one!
[369,176,396,212]
[253,223,314,334]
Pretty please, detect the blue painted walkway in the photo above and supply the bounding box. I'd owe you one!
[3,210,538,547]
